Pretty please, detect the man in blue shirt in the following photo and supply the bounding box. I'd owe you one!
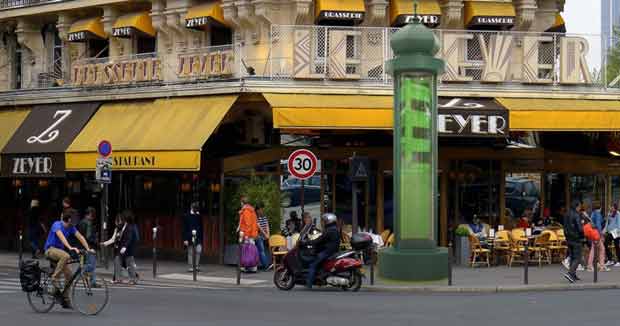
[44,209,94,309]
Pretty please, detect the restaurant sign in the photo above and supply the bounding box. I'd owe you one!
[1,153,65,177]
[394,14,440,28]
[438,98,508,137]
[71,57,162,86]
[177,49,235,79]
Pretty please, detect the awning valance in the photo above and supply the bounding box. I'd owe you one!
[0,108,31,174]
[390,0,441,27]
[315,0,366,25]
[112,12,156,38]
[68,17,107,42]
[66,95,238,171]
[185,2,228,29]
[546,14,566,33]
[464,1,516,29]
[498,98,620,131]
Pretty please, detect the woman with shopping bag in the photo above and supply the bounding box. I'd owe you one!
[238,195,259,272]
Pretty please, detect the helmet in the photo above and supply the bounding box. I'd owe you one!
[321,213,337,225]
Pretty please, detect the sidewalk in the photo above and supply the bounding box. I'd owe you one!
[2,251,620,293]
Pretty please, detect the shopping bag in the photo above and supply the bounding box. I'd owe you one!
[240,242,259,268]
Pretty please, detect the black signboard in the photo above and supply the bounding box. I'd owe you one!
[469,16,515,28]
[1,153,65,178]
[317,11,365,24]
[112,27,133,38]
[349,156,370,181]
[438,98,509,137]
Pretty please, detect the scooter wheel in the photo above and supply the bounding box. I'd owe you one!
[341,271,362,292]
[273,268,295,291]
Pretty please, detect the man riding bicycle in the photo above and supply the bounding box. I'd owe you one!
[43,209,95,309]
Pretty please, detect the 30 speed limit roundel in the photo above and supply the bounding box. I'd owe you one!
[287,149,318,180]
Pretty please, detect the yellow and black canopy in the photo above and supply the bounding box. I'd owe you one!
[390,0,441,27]
[112,12,156,38]
[68,17,107,42]
[185,1,228,29]
[546,14,566,33]
[315,0,366,25]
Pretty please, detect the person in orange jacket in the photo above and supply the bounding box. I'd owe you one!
[238,195,259,240]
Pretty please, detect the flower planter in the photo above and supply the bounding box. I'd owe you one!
[454,236,471,266]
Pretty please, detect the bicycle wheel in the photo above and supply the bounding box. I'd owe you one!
[71,274,109,316]
[27,272,57,313]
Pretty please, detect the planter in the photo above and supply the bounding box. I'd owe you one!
[223,244,240,265]
[454,236,471,266]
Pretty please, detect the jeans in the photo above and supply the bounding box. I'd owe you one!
[114,255,137,282]
[84,253,97,285]
[306,251,331,288]
[187,244,202,268]
[568,241,583,277]
[256,238,270,269]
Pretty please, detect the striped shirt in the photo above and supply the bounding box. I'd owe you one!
[258,216,270,237]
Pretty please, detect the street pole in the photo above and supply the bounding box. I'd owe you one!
[352,182,358,235]
[594,240,599,283]
[152,227,158,279]
[300,179,305,214]
[237,231,243,286]
[18,230,22,265]
[192,230,197,282]
[448,241,453,286]
[102,183,109,270]
[524,241,529,285]
[370,246,375,286]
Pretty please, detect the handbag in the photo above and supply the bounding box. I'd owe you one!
[240,242,259,268]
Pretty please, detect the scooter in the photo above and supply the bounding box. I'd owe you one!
[273,233,373,292]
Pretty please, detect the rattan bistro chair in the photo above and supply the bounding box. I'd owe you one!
[269,235,288,270]
[530,232,552,266]
[493,230,512,265]
[468,234,490,268]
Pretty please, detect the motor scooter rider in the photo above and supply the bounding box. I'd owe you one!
[302,213,340,289]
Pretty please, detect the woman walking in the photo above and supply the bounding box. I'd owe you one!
[101,212,138,285]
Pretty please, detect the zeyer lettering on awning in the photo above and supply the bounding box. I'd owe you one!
[393,14,440,28]
[1,153,65,178]
[437,98,509,137]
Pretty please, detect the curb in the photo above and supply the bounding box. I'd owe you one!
[363,283,620,294]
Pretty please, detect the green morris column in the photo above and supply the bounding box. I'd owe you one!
[378,13,448,281]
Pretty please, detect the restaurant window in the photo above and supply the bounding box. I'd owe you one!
[88,39,109,58]
[450,160,500,227]
[136,36,156,54]
[505,172,540,221]
[211,25,232,46]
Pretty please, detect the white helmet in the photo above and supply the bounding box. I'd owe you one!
[321,213,337,225]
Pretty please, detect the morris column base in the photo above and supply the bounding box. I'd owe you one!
[378,246,448,281]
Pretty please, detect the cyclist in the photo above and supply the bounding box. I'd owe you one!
[43,209,95,309]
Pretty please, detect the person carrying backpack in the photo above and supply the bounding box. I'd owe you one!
[563,200,585,283]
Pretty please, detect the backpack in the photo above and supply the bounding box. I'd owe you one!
[19,260,41,292]
[584,223,600,241]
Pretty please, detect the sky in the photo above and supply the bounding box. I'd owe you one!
[564,0,602,70]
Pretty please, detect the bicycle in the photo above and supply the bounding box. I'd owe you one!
[26,250,110,316]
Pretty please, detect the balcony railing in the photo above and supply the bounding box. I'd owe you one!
[0,0,67,10]
[2,26,616,97]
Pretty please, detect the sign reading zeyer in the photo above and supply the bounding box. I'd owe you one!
[437,98,509,137]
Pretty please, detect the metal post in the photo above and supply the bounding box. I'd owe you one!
[102,183,109,270]
[448,241,453,286]
[18,230,23,265]
[594,240,599,283]
[370,246,375,286]
[152,227,158,279]
[237,231,243,286]
[192,230,197,282]
[524,241,529,285]
[300,179,305,214]
[352,181,358,235]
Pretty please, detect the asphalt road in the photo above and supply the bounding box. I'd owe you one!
[0,266,616,326]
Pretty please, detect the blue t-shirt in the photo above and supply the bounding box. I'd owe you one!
[44,221,77,251]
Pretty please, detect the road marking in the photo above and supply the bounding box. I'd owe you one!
[0,290,15,294]
[158,273,266,285]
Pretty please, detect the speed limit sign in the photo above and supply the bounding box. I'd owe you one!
[287,149,318,180]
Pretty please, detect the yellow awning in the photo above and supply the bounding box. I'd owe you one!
[113,12,156,38]
[185,2,228,29]
[546,13,566,33]
[498,98,620,131]
[0,108,30,171]
[66,95,238,171]
[265,94,392,130]
[464,1,516,28]
[68,17,106,41]
[390,0,441,27]
[315,0,366,23]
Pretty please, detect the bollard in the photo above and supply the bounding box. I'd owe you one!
[103,222,109,270]
[18,230,23,266]
[369,247,375,286]
[594,240,598,283]
[524,240,529,285]
[448,241,453,286]
[237,231,243,286]
[152,227,158,279]
[192,230,197,282]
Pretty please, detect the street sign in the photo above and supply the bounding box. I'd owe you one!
[98,140,112,158]
[350,156,370,181]
[96,157,112,184]
[287,149,318,180]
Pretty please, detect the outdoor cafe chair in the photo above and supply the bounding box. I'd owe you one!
[530,232,552,266]
[269,235,288,270]
[468,234,490,268]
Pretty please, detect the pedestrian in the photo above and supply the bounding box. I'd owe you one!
[605,203,620,266]
[238,195,259,272]
[300,212,319,241]
[183,202,203,273]
[587,201,609,272]
[563,200,585,283]
[27,199,46,259]
[255,203,271,270]
[517,208,532,229]
[281,211,300,237]
[101,213,137,285]
[78,207,100,286]
[121,210,139,284]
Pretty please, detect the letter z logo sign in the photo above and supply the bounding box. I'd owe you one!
[27,110,72,144]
